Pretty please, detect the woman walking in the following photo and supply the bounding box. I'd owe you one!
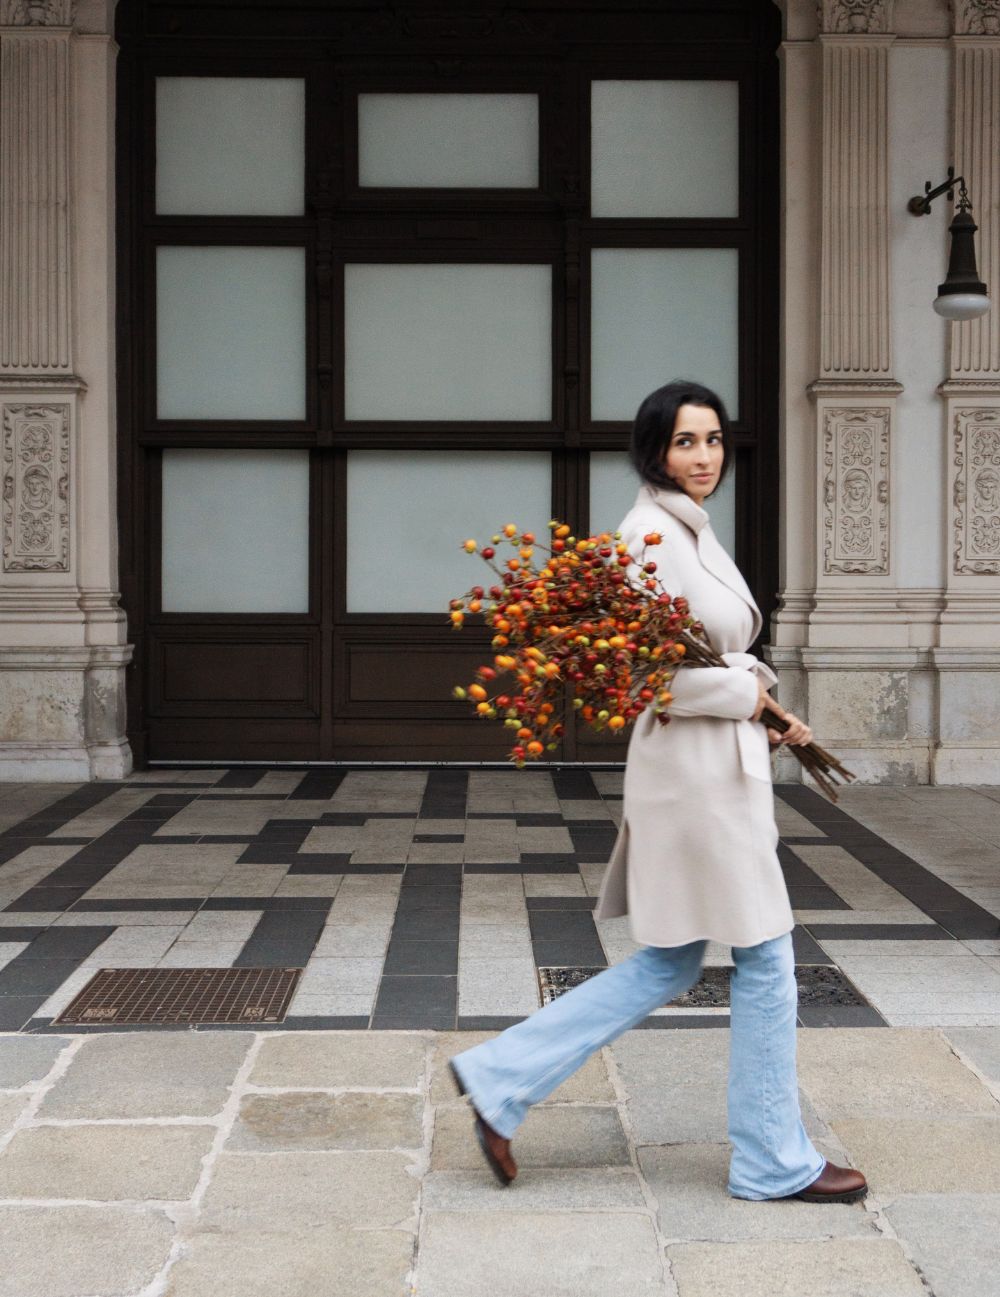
[449,380,867,1204]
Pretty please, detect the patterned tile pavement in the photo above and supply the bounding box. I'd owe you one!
[0,769,998,1033]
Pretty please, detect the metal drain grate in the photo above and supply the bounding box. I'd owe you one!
[538,965,867,1009]
[53,967,301,1026]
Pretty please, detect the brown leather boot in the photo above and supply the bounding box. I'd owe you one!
[448,1059,518,1187]
[793,1161,868,1203]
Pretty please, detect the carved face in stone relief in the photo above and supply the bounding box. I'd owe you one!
[974,467,1000,514]
[21,466,52,509]
[842,468,871,513]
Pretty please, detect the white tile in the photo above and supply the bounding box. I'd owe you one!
[522,874,586,897]
[157,941,245,967]
[287,989,375,1017]
[273,874,344,896]
[0,942,28,971]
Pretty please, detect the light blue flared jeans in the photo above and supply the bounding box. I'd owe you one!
[450,931,825,1200]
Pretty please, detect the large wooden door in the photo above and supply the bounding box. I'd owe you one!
[116,0,780,763]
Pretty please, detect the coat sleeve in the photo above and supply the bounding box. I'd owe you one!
[620,516,761,723]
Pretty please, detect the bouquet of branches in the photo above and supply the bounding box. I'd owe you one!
[450,521,855,802]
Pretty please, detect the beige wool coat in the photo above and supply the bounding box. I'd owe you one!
[595,484,795,949]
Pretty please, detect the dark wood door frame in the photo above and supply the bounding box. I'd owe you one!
[115,0,781,765]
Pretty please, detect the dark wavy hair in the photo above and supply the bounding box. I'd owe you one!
[629,379,734,496]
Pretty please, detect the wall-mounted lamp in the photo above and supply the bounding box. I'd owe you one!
[908,168,991,321]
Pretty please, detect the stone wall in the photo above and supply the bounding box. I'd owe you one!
[769,0,1000,783]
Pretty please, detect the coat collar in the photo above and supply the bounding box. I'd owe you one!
[642,484,762,640]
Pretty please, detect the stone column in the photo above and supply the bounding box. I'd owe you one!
[933,1,1000,781]
[0,0,131,779]
[769,0,930,783]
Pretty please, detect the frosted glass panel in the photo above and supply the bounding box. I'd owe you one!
[590,451,736,558]
[591,80,739,218]
[157,246,306,421]
[161,450,310,612]
[590,248,738,421]
[347,451,551,611]
[156,77,305,215]
[358,94,539,188]
[345,264,551,420]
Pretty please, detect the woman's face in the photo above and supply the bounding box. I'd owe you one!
[663,403,725,506]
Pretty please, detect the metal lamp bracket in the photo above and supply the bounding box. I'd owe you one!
[908,167,972,216]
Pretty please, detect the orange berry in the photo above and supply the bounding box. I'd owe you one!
[468,684,488,701]
[526,741,544,756]
[608,715,626,730]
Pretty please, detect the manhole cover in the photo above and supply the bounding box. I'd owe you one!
[54,967,301,1026]
[538,965,867,1009]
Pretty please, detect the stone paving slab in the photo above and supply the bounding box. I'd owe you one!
[830,1116,1000,1195]
[416,1210,667,1296]
[36,1029,251,1118]
[883,1195,1000,1297]
[0,1204,175,1297]
[228,1090,424,1152]
[0,1122,214,1200]
[165,1227,415,1297]
[797,1027,1000,1118]
[1,1016,998,1295]
[639,1144,878,1242]
[666,1239,928,1297]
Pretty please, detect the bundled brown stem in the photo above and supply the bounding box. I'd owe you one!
[678,628,856,802]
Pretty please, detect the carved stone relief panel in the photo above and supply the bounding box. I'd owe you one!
[817,0,894,33]
[822,407,890,573]
[0,0,75,23]
[953,408,1000,574]
[952,1,1000,35]
[1,403,70,572]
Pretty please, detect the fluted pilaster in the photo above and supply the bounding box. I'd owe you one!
[819,35,894,377]
[0,28,73,376]
[950,38,1000,378]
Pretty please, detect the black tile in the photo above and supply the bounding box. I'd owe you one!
[457,1015,526,1030]
[389,911,460,941]
[805,923,953,941]
[552,769,600,800]
[463,862,532,874]
[289,771,347,800]
[237,845,301,864]
[518,854,580,872]
[526,897,598,911]
[412,834,464,843]
[791,926,835,965]
[372,974,457,1029]
[282,1015,371,1029]
[0,997,46,1031]
[797,1005,888,1028]
[401,864,464,888]
[529,911,600,940]
[783,887,851,910]
[394,888,462,914]
[419,770,468,820]
[327,863,405,876]
[0,927,46,941]
[257,825,312,842]
[18,927,115,959]
[566,824,618,859]
[70,898,205,911]
[0,958,90,996]
[532,939,606,966]
[3,887,86,912]
[203,897,333,912]
[927,911,1000,939]
[215,769,267,788]
[779,836,831,845]
[513,813,567,826]
[235,910,326,967]
[383,939,459,975]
